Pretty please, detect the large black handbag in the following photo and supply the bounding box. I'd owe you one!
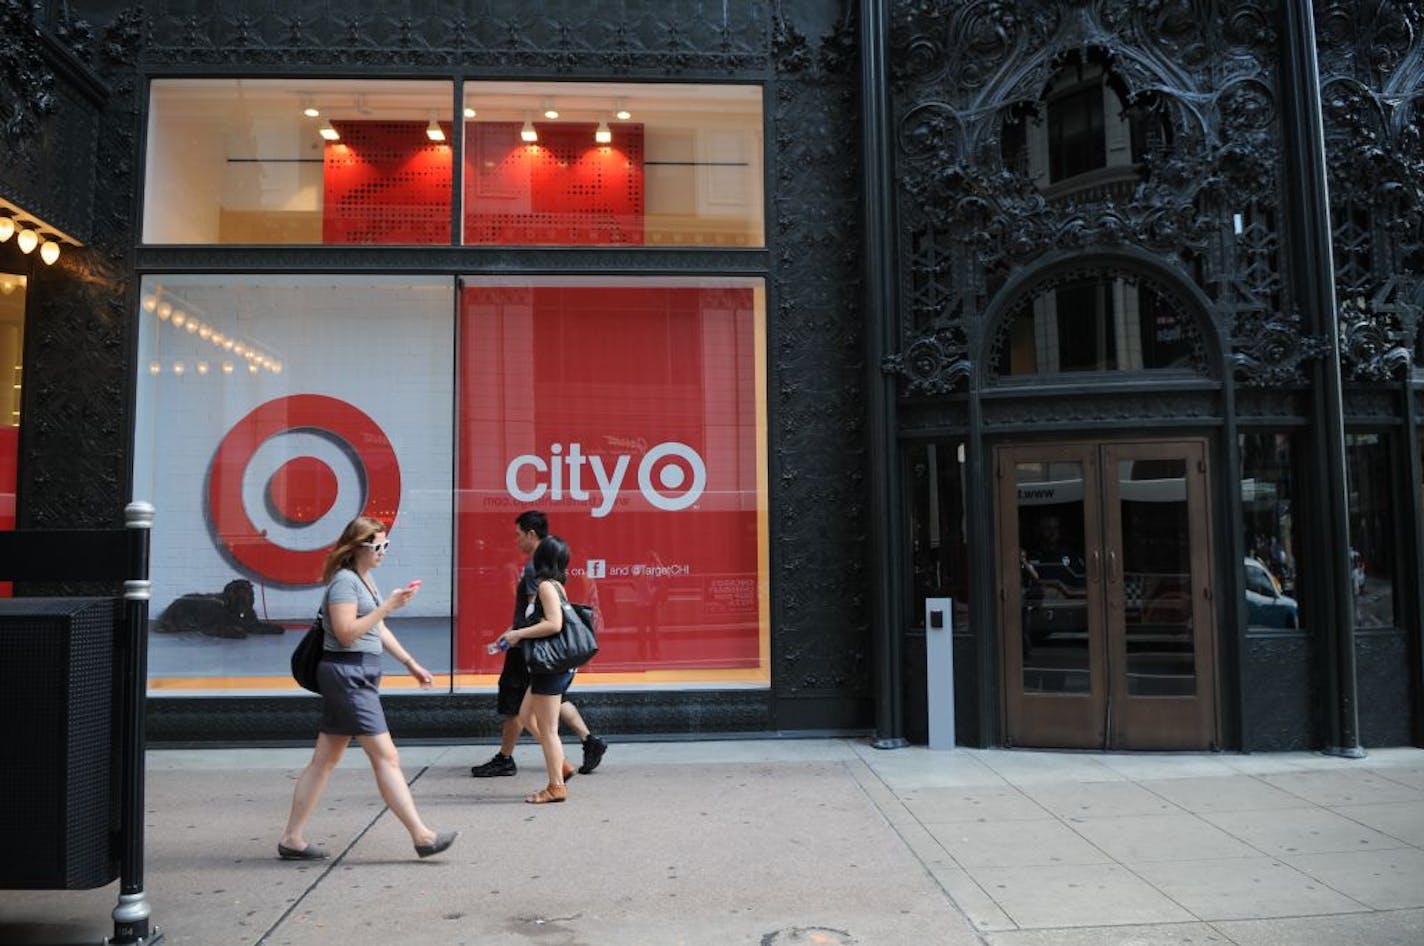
[522,585,599,674]
[290,614,325,693]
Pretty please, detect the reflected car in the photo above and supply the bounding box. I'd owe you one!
[1244,556,1298,628]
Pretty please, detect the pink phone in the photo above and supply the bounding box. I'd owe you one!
[406,579,423,590]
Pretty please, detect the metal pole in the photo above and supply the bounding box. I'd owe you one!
[112,501,163,944]
[860,0,907,748]
[1280,2,1363,758]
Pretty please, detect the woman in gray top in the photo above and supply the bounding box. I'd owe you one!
[277,515,457,860]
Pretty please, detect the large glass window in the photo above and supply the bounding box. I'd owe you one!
[456,276,769,685]
[133,275,456,692]
[143,79,455,245]
[1346,433,1396,628]
[132,274,769,694]
[1239,432,1301,629]
[142,79,765,249]
[461,82,763,247]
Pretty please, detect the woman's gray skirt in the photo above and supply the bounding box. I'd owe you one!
[317,651,388,736]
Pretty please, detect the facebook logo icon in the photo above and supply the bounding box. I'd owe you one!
[586,559,607,579]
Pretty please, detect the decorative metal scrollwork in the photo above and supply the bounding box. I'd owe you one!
[1230,309,1332,387]
[883,329,972,395]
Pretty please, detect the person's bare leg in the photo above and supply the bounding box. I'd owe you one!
[356,732,437,847]
[559,700,589,741]
[520,691,566,798]
[499,713,521,756]
[280,732,349,851]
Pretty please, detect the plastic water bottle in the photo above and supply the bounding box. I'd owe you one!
[486,639,509,655]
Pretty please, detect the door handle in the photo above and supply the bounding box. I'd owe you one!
[1107,549,1120,584]
[1090,549,1101,584]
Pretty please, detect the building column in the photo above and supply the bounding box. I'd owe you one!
[859,0,907,747]
[1279,1,1362,757]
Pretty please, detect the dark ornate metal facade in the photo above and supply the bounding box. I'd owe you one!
[2,0,1421,748]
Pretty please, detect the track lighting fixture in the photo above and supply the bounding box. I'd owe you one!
[542,99,559,120]
[319,120,339,141]
[521,118,538,143]
[595,121,612,144]
[426,117,445,142]
[614,99,631,121]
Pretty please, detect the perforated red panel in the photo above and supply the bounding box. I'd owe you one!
[463,122,644,245]
[322,121,453,245]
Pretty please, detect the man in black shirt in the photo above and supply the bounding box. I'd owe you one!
[471,510,608,777]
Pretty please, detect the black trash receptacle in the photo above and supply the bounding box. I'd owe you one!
[0,597,119,889]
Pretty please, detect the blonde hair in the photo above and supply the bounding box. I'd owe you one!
[321,516,388,584]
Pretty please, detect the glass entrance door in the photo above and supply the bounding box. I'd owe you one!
[998,440,1217,749]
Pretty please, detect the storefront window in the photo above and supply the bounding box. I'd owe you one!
[456,276,769,685]
[1345,433,1396,628]
[142,79,765,249]
[461,82,764,247]
[143,79,455,245]
[133,275,455,692]
[908,441,971,635]
[133,274,769,694]
[1239,432,1301,629]
[0,273,23,597]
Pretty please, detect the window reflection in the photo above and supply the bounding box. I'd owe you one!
[909,442,971,637]
[1345,433,1396,628]
[996,274,1202,376]
[1239,433,1301,629]
[1015,460,1089,694]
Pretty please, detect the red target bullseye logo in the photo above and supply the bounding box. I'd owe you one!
[208,394,401,586]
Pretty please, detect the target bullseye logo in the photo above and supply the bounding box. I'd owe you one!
[208,394,401,585]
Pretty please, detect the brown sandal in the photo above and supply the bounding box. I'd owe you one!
[562,760,576,782]
[525,784,568,804]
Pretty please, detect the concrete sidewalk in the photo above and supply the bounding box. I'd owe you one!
[1,740,1421,945]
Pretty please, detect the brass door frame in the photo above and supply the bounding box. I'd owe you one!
[997,439,1218,750]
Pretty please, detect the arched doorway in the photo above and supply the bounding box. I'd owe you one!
[984,259,1222,749]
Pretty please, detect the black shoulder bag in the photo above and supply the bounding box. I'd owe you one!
[290,613,325,693]
[522,583,599,674]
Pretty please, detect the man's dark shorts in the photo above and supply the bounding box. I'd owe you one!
[496,645,529,717]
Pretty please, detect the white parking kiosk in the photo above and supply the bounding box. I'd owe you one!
[925,597,955,750]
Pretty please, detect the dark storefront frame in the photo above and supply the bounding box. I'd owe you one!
[3,1,1421,749]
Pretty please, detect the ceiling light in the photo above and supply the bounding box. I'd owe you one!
[615,99,632,121]
[521,119,538,143]
[0,218,13,242]
[595,121,612,144]
[426,117,445,142]
[39,239,60,265]
[16,227,37,254]
[463,106,476,119]
[542,99,559,120]
[319,121,340,141]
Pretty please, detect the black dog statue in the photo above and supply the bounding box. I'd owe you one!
[156,578,287,638]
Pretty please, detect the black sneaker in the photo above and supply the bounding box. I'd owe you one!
[578,735,607,775]
[470,753,516,777]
